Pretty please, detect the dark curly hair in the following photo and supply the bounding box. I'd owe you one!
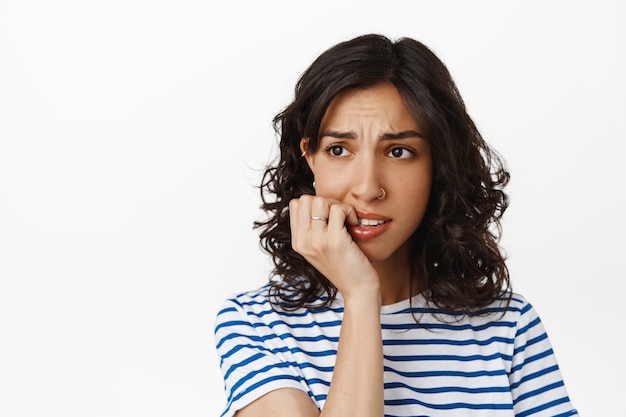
[255,34,511,313]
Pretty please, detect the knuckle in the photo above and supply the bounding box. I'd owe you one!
[312,196,330,212]
[299,194,313,205]
[328,204,343,217]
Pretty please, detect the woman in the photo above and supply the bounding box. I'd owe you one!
[214,34,578,417]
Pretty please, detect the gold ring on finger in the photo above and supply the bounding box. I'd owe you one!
[310,216,329,223]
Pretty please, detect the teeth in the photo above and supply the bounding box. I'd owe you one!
[358,218,386,226]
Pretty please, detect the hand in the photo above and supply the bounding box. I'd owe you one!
[289,195,380,299]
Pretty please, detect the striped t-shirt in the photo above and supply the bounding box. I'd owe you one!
[214,284,578,417]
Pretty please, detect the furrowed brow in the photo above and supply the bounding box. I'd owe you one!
[319,130,357,139]
[381,130,423,140]
[319,130,423,140]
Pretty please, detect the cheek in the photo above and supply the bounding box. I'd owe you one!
[396,168,432,197]
[397,177,432,218]
[311,160,349,195]
[313,170,344,197]
[316,178,347,198]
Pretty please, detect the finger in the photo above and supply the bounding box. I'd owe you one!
[328,202,357,230]
[295,195,315,232]
[290,196,313,242]
[289,198,302,246]
[310,197,330,229]
[344,204,358,227]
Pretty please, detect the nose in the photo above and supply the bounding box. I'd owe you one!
[350,154,384,202]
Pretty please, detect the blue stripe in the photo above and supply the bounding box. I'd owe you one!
[279,333,339,343]
[251,305,344,318]
[513,332,548,357]
[224,354,335,382]
[223,338,338,359]
[298,362,335,373]
[218,335,341,363]
[385,397,513,410]
[509,294,526,304]
[220,340,338,372]
[222,374,305,417]
[215,331,265,350]
[513,380,565,405]
[388,301,523,317]
[388,306,510,316]
[382,319,516,331]
[552,410,579,417]
[385,381,510,395]
[286,346,338,357]
[218,328,340,354]
[383,335,514,347]
[515,316,542,340]
[214,319,254,336]
[313,392,328,402]
[233,291,331,308]
[216,306,239,316]
[384,352,511,363]
[226,362,297,404]
[237,298,269,308]
[306,377,331,387]
[510,348,555,377]
[251,318,343,330]
[519,302,533,315]
[384,365,508,379]
[510,364,559,390]
[515,396,572,417]
[220,342,287,364]
[384,414,429,417]
[223,352,266,380]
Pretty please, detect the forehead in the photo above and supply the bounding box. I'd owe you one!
[320,83,420,133]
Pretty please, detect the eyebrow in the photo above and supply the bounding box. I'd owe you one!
[381,130,423,140]
[320,130,423,140]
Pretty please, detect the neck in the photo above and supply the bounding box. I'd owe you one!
[372,249,419,306]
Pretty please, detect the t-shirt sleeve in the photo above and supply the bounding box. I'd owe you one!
[509,297,579,416]
[214,296,309,417]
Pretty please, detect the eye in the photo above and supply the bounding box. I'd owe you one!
[324,144,350,157]
[388,146,414,159]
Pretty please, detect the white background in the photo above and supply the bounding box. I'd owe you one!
[1,1,624,415]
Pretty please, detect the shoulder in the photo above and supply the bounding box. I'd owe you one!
[218,283,273,312]
[460,292,543,335]
[501,292,544,329]
[214,283,331,416]
[214,283,274,334]
[501,293,579,415]
[215,282,336,334]
[484,291,556,360]
[478,291,537,320]
[503,292,533,316]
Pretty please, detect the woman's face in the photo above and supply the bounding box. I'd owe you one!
[301,83,433,265]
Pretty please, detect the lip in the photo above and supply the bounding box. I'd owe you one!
[355,210,390,221]
[348,210,391,240]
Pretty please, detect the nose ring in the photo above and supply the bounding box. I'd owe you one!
[376,187,386,200]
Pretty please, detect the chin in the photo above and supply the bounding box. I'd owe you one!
[357,244,395,264]
[356,237,411,266]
